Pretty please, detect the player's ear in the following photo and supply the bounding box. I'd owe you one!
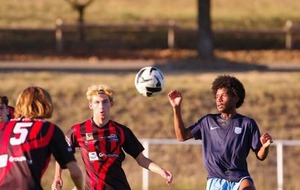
[88,102,93,109]
[110,100,114,107]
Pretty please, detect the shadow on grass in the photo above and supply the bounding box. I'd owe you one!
[0,51,299,73]
[154,56,269,74]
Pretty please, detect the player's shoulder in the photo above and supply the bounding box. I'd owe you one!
[235,114,255,121]
[201,113,219,120]
[71,119,91,128]
[110,120,129,129]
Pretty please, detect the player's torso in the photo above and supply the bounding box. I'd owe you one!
[71,120,131,190]
[202,114,253,154]
[74,120,126,164]
[0,119,54,190]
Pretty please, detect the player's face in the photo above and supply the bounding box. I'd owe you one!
[0,103,9,122]
[215,88,238,114]
[89,94,112,120]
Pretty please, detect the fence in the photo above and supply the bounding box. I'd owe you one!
[140,139,300,190]
[55,19,300,52]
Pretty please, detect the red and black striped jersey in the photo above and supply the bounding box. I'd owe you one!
[66,119,144,190]
[0,118,76,190]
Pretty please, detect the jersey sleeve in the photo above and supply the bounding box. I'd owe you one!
[249,119,262,151]
[189,115,208,140]
[122,128,144,159]
[50,126,76,169]
[65,126,79,153]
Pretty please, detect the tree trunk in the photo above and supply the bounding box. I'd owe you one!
[197,0,214,59]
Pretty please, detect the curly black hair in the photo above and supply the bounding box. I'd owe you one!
[211,75,245,108]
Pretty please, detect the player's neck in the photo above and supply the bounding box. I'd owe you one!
[93,117,110,127]
[220,111,236,120]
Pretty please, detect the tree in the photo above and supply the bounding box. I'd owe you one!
[65,0,95,41]
[197,0,214,59]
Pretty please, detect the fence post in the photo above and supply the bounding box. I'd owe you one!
[168,20,176,49]
[55,18,64,53]
[276,142,284,190]
[284,20,293,49]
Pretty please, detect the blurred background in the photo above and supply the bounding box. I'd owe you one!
[1,0,300,58]
[1,0,300,190]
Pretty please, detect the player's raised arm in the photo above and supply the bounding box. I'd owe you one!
[168,90,193,141]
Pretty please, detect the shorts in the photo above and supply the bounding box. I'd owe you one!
[206,176,253,190]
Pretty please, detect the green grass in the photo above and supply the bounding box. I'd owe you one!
[1,0,300,29]
[1,71,299,190]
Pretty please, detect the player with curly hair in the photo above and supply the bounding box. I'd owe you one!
[168,75,273,190]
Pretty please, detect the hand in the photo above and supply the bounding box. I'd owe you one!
[161,169,173,185]
[51,178,63,190]
[168,90,182,108]
[260,132,273,148]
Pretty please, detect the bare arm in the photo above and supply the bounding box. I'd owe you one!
[256,132,273,161]
[52,161,83,190]
[168,90,193,141]
[66,161,84,190]
[51,162,63,190]
[136,153,173,185]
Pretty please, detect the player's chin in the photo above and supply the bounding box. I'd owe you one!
[216,107,223,112]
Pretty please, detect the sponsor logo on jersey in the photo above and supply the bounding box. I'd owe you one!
[0,154,29,168]
[234,127,242,134]
[88,152,99,161]
[0,154,8,168]
[86,133,94,140]
[107,134,118,141]
[88,151,119,162]
[9,156,27,162]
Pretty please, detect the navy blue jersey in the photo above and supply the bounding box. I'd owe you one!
[66,119,144,190]
[0,118,76,190]
[189,114,262,182]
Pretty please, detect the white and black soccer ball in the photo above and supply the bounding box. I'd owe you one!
[134,66,165,97]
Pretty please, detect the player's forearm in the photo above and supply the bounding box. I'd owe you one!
[67,162,84,190]
[54,162,63,178]
[173,107,190,141]
[257,146,269,161]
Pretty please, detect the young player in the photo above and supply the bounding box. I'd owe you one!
[52,84,173,190]
[0,95,14,122]
[168,75,273,190]
[0,86,83,190]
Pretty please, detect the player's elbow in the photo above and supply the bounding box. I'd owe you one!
[176,135,189,142]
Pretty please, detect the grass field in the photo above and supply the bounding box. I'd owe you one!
[1,70,299,190]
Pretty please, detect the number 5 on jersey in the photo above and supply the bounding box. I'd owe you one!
[10,123,32,145]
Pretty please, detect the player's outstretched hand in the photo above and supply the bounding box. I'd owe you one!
[260,132,273,148]
[161,169,173,185]
[51,178,63,190]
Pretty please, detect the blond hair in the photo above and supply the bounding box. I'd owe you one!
[14,86,53,119]
[86,84,114,103]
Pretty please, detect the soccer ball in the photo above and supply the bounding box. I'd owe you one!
[134,66,165,97]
